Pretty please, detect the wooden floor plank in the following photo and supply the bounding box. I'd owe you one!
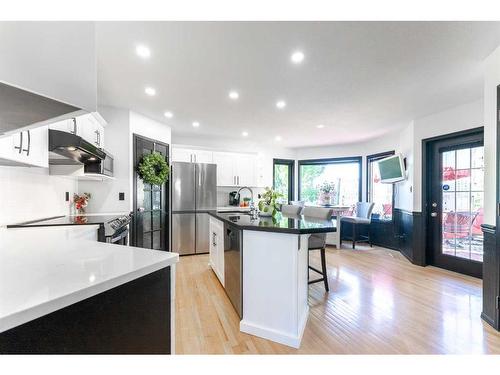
[175,244,500,354]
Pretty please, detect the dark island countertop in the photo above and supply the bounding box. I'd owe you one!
[208,210,337,234]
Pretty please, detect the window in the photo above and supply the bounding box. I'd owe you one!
[367,151,395,221]
[273,159,295,203]
[298,157,361,206]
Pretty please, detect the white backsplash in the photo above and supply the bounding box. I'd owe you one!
[0,166,77,226]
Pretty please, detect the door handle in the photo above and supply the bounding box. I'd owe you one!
[430,212,438,217]
[14,132,23,153]
[137,207,145,212]
[22,130,30,156]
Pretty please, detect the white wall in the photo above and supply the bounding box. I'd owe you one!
[483,45,500,225]
[411,99,484,212]
[0,167,77,226]
[79,107,172,214]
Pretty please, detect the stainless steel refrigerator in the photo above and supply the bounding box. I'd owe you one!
[172,162,217,255]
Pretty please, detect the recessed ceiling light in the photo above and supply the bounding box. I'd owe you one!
[192,121,200,128]
[229,91,239,100]
[291,51,305,64]
[316,124,325,129]
[276,100,286,109]
[275,136,282,141]
[136,45,151,59]
[144,87,156,96]
[164,111,173,119]
[242,131,249,137]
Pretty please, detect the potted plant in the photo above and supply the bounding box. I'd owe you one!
[258,187,282,217]
[317,181,336,205]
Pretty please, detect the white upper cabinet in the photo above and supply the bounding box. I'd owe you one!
[172,145,260,187]
[212,151,257,187]
[171,147,213,163]
[213,152,237,186]
[0,22,97,113]
[0,126,48,168]
[236,154,256,187]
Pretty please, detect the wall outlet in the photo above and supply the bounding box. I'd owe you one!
[119,192,125,201]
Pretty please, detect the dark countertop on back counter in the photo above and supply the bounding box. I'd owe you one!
[6,213,130,228]
[208,210,337,234]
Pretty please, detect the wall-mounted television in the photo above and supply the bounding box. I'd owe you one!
[377,153,406,183]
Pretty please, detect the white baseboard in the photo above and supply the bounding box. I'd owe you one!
[240,306,309,349]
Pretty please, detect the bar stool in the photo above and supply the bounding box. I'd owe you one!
[303,206,335,292]
[280,204,303,216]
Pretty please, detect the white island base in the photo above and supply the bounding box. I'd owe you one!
[240,230,310,348]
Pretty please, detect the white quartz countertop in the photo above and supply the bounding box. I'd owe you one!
[0,229,178,333]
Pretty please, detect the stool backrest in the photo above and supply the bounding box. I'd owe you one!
[281,204,303,216]
[303,206,334,220]
[356,202,375,219]
[290,200,305,207]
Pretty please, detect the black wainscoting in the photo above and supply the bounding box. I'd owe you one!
[0,267,172,354]
[340,209,424,265]
[394,209,425,266]
[481,224,499,331]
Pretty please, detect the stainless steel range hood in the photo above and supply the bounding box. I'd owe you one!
[0,82,82,136]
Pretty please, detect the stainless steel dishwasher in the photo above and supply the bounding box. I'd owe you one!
[224,222,242,318]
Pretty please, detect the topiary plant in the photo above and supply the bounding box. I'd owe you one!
[138,152,169,186]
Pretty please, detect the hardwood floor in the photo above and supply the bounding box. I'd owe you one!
[175,244,500,354]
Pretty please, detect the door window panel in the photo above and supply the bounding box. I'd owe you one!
[440,145,484,262]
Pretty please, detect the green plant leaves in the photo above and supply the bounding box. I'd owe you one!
[138,152,170,186]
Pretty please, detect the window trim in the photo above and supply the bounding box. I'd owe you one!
[366,150,395,222]
[273,158,295,202]
[297,156,362,204]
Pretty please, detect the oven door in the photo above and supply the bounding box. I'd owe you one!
[106,227,129,245]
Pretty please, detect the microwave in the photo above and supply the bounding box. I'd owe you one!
[84,152,114,177]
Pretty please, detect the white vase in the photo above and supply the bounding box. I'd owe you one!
[318,193,332,205]
[259,204,273,217]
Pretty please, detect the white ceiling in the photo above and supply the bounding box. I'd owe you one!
[96,22,500,148]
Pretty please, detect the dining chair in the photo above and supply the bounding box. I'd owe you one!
[302,206,334,291]
[340,202,375,249]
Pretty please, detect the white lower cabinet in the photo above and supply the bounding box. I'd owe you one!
[0,126,48,167]
[209,216,224,286]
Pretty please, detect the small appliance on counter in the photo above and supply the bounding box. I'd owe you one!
[229,191,240,206]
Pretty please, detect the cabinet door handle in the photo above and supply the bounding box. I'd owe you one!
[22,130,30,156]
[212,232,217,246]
[14,132,23,153]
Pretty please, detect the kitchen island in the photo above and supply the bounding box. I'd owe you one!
[0,228,178,354]
[207,210,337,348]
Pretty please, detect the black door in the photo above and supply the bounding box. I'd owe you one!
[426,129,484,278]
[132,134,169,251]
[273,158,295,202]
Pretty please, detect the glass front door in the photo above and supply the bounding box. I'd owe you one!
[427,130,484,278]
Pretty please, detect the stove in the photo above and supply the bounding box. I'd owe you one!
[8,213,133,246]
